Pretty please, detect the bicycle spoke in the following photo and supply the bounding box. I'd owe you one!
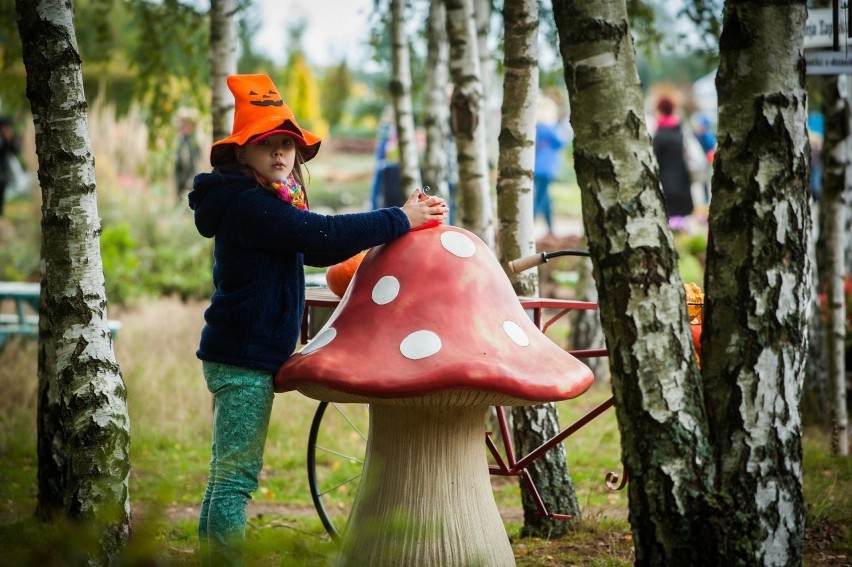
[318,473,364,497]
[314,444,365,464]
[308,401,370,539]
[331,402,368,441]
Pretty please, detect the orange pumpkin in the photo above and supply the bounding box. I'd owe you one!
[691,323,702,368]
[684,283,704,368]
[326,251,367,297]
[691,324,702,353]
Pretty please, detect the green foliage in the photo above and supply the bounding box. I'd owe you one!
[321,61,353,130]
[74,0,128,66]
[100,221,142,305]
[99,202,214,306]
[0,200,40,281]
[142,240,213,301]
[677,0,724,55]
[677,253,704,286]
[284,53,328,137]
[0,0,28,114]
[626,0,666,56]
[99,189,213,306]
[129,0,210,142]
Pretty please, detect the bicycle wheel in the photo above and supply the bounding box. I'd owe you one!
[307,401,369,539]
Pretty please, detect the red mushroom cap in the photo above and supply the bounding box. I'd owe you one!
[274,225,594,404]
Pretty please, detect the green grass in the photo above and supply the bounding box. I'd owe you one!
[0,139,847,564]
[802,429,852,554]
[3,300,848,565]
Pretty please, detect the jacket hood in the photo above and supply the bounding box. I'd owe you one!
[188,171,258,238]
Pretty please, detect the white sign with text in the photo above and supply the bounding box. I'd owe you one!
[804,8,849,50]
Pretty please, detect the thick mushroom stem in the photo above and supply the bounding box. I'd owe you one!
[338,403,514,567]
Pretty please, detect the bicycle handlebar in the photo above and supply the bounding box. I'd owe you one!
[508,249,591,274]
[508,253,548,274]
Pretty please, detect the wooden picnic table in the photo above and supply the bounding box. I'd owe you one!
[0,281,41,348]
[0,281,121,349]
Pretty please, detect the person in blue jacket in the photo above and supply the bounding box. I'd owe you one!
[534,97,570,235]
[188,74,447,566]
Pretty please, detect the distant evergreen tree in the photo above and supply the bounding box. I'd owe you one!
[321,61,352,131]
[285,53,327,138]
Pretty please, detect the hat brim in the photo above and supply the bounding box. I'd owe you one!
[248,129,308,146]
[211,118,321,166]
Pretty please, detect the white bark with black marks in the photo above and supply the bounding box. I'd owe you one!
[390,0,423,198]
[210,0,238,143]
[446,0,494,247]
[16,0,132,563]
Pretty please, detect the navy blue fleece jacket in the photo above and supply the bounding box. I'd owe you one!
[188,170,410,372]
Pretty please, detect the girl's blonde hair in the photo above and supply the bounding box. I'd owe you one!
[291,146,307,188]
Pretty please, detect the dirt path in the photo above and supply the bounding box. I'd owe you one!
[154,501,527,525]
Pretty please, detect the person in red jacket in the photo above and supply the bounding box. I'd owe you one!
[652,96,694,218]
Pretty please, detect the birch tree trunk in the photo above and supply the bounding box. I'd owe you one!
[446,0,494,248]
[17,1,131,564]
[210,0,238,143]
[473,0,497,167]
[703,0,810,562]
[496,0,581,536]
[554,0,720,563]
[422,0,452,202]
[570,261,610,381]
[820,74,849,456]
[390,0,423,198]
[496,0,538,296]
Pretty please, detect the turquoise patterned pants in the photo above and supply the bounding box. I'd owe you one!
[198,361,274,566]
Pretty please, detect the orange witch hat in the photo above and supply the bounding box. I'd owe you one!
[210,74,322,167]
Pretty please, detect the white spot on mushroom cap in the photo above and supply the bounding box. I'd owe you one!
[440,231,476,258]
[301,327,336,355]
[400,330,442,360]
[372,275,400,305]
[503,320,530,347]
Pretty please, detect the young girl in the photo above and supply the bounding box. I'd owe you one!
[188,74,446,566]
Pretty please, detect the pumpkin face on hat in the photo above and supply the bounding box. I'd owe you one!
[249,88,284,107]
[210,74,321,167]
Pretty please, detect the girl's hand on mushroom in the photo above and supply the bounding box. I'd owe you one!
[402,188,448,229]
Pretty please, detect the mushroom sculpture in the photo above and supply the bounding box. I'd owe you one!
[274,225,594,567]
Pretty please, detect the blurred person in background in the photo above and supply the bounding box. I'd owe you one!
[691,112,716,205]
[174,108,201,201]
[807,110,824,200]
[0,116,22,217]
[534,95,571,236]
[652,96,694,219]
[370,108,403,209]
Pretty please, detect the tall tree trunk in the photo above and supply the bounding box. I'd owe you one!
[423,0,452,202]
[497,0,581,536]
[473,0,497,167]
[497,0,538,295]
[820,74,849,456]
[210,0,237,142]
[703,0,810,563]
[446,0,494,248]
[570,260,610,381]
[804,200,830,422]
[17,1,132,564]
[390,0,423,198]
[554,0,720,563]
